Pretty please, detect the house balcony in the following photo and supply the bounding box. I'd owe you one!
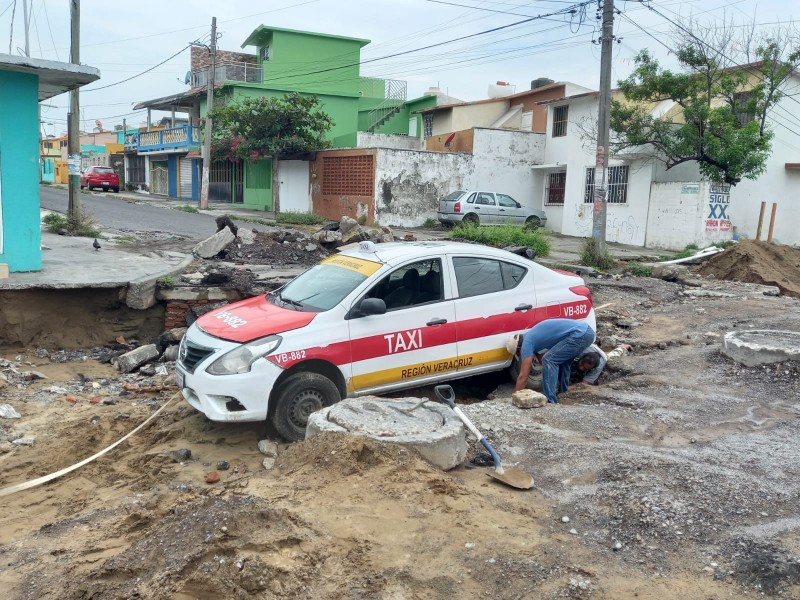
[130,125,202,154]
[191,62,261,87]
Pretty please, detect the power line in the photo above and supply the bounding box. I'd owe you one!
[82,45,190,92]
[41,0,59,61]
[7,0,16,53]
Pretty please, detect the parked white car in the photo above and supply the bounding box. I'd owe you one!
[176,241,593,441]
[437,190,548,228]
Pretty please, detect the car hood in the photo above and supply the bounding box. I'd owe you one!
[197,295,317,343]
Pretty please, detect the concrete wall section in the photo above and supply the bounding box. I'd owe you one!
[374,149,471,227]
[425,128,474,153]
[468,128,544,210]
[311,149,377,222]
[0,70,42,272]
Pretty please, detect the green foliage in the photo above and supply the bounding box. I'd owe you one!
[447,223,551,257]
[580,237,616,270]
[42,211,101,238]
[233,215,276,226]
[275,212,326,225]
[623,262,654,277]
[206,93,334,162]
[611,35,800,185]
[174,204,199,213]
[157,275,175,288]
[714,240,735,249]
[422,217,438,228]
[657,243,702,261]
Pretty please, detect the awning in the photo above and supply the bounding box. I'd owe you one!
[531,163,566,170]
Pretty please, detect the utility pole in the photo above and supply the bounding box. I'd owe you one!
[591,0,614,256]
[68,0,81,221]
[199,16,217,210]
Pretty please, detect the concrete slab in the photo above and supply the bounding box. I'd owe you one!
[306,397,467,470]
[722,330,800,367]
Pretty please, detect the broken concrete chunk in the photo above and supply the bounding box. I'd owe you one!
[12,436,35,446]
[22,371,48,381]
[339,216,359,236]
[262,457,276,470]
[164,327,187,343]
[116,344,160,373]
[512,389,547,409]
[138,364,157,377]
[162,345,179,362]
[172,448,192,462]
[312,230,342,245]
[237,228,256,245]
[258,439,279,458]
[652,264,688,282]
[0,404,21,419]
[193,226,236,259]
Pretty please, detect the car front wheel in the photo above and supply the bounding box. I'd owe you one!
[525,216,542,229]
[270,372,341,442]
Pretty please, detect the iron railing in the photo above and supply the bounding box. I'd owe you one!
[192,62,262,87]
[135,125,201,153]
[367,79,408,133]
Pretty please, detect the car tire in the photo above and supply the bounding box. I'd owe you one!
[112,187,119,193]
[440,220,454,229]
[508,355,542,390]
[463,213,480,226]
[270,372,341,442]
[80,185,85,190]
[525,216,542,229]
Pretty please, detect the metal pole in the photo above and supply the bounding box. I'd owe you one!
[67,0,81,220]
[591,0,614,256]
[22,0,30,56]
[199,16,217,210]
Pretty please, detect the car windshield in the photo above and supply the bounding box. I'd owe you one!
[441,191,465,203]
[270,256,381,312]
[94,167,114,174]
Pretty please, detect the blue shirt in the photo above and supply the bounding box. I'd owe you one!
[520,319,592,359]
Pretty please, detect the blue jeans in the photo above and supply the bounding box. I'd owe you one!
[541,328,596,403]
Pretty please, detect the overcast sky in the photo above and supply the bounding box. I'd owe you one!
[0,0,793,135]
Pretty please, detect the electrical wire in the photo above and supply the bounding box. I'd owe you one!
[82,45,191,92]
[41,0,59,61]
[7,0,16,53]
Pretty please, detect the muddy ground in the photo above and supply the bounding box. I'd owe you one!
[1,273,799,599]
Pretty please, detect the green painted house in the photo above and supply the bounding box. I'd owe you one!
[132,25,441,211]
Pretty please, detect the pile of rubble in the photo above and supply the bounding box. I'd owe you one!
[310,216,396,247]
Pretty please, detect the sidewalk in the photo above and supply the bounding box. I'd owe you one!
[112,189,276,221]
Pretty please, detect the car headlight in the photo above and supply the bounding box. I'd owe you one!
[206,335,282,375]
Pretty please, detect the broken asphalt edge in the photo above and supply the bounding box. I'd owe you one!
[125,252,195,310]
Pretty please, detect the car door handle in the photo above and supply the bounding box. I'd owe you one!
[426,318,448,326]
[515,303,533,311]
[499,209,506,212]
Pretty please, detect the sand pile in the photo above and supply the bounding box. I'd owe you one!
[697,241,800,297]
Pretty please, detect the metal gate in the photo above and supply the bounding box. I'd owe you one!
[151,160,168,196]
[210,160,243,203]
[179,157,193,198]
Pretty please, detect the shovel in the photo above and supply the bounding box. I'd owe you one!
[434,385,534,490]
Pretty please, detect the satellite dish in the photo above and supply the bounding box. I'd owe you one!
[184,71,192,85]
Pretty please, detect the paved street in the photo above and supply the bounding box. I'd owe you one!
[39,186,270,241]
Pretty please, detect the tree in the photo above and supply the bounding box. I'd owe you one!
[610,21,800,185]
[206,92,334,163]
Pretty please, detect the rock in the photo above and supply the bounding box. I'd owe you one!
[763,287,781,297]
[341,226,366,245]
[569,528,578,535]
[164,327,187,343]
[262,457,276,470]
[0,404,21,419]
[13,436,35,446]
[304,243,317,252]
[155,364,169,376]
[116,344,159,373]
[615,318,640,329]
[22,370,48,381]
[172,448,192,462]
[89,396,102,404]
[193,226,236,259]
[561,516,570,523]
[205,471,220,484]
[65,395,78,405]
[258,439,279,458]
[237,228,256,245]
[162,345,179,362]
[339,216,359,236]
[216,461,230,471]
[512,389,547,409]
[652,264,688,282]
[139,363,157,377]
[613,541,623,551]
[102,397,118,405]
[313,230,342,245]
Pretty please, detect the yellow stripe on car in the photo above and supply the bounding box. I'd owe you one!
[322,255,382,276]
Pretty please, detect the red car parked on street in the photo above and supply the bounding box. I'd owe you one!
[80,166,120,192]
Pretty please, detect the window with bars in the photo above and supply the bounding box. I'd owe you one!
[584,165,629,204]
[322,155,375,196]
[423,114,434,138]
[733,91,756,126]
[545,171,567,205]
[552,105,568,137]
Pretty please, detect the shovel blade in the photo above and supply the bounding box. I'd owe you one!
[488,467,534,490]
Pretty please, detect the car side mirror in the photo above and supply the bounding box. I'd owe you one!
[360,297,386,316]
[515,201,521,208]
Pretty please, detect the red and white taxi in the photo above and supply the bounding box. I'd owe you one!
[177,241,595,441]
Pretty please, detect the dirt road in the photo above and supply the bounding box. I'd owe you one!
[1,274,799,599]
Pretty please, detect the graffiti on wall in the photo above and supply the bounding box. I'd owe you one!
[608,215,640,245]
[573,202,592,235]
[705,183,731,233]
